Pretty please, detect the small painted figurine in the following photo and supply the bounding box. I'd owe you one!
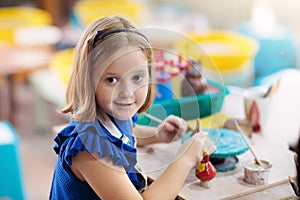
[195,150,217,188]
[181,59,207,97]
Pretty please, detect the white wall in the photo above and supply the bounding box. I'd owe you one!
[150,0,300,32]
[148,0,300,68]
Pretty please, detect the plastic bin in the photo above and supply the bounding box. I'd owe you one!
[137,80,229,126]
[0,6,52,43]
[238,23,297,79]
[74,0,145,26]
[176,30,258,87]
[49,48,75,84]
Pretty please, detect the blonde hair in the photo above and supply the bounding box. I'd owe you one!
[61,16,154,122]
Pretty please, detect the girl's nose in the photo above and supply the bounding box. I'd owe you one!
[118,82,134,98]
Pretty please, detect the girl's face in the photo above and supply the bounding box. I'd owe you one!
[95,48,149,120]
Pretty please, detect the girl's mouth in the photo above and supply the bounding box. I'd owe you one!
[114,102,134,107]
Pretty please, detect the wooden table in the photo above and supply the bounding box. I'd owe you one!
[0,45,53,124]
[138,69,300,199]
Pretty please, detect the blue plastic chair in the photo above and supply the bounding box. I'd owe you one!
[0,121,26,200]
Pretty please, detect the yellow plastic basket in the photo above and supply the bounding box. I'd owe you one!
[177,30,258,71]
[50,48,75,84]
[74,0,145,26]
[0,7,52,43]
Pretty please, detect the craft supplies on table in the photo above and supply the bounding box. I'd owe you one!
[138,73,299,199]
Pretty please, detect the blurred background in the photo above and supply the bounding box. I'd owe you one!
[0,0,299,199]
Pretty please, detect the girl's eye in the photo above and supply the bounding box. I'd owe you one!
[105,77,118,84]
[133,74,144,82]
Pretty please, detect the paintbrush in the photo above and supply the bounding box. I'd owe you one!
[142,112,193,130]
[263,79,280,98]
[142,112,164,124]
[289,176,299,197]
[190,119,200,137]
[233,119,263,166]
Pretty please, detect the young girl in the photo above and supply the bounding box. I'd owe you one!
[49,16,216,200]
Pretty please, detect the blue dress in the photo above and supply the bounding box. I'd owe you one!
[49,114,145,200]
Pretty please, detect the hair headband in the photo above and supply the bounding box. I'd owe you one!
[92,29,149,46]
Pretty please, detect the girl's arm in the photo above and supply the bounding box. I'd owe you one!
[133,125,159,146]
[71,132,215,200]
[71,151,143,200]
[142,156,194,199]
[72,132,213,200]
[72,150,191,200]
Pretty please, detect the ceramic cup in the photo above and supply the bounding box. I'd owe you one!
[244,159,272,185]
[243,86,272,132]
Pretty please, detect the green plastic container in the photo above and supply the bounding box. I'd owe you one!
[137,80,229,126]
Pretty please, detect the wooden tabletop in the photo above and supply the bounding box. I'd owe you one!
[0,45,53,76]
[0,44,54,124]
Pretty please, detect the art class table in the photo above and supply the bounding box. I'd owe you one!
[0,45,53,124]
[138,69,300,199]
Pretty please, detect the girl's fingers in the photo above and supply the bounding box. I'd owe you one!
[207,144,217,155]
[202,137,217,154]
[193,132,216,154]
[178,120,187,136]
[160,116,187,140]
[193,131,208,139]
[164,115,187,131]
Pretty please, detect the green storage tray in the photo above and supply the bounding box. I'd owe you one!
[137,80,229,126]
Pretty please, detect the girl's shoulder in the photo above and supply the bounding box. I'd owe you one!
[53,119,137,170]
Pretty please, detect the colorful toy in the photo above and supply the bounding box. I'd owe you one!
[195,150,217,188]
[181,59,207,97]
[190,120,217,188]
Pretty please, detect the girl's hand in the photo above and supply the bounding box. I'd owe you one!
[156,115,187,143]
[177,132,216,168]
